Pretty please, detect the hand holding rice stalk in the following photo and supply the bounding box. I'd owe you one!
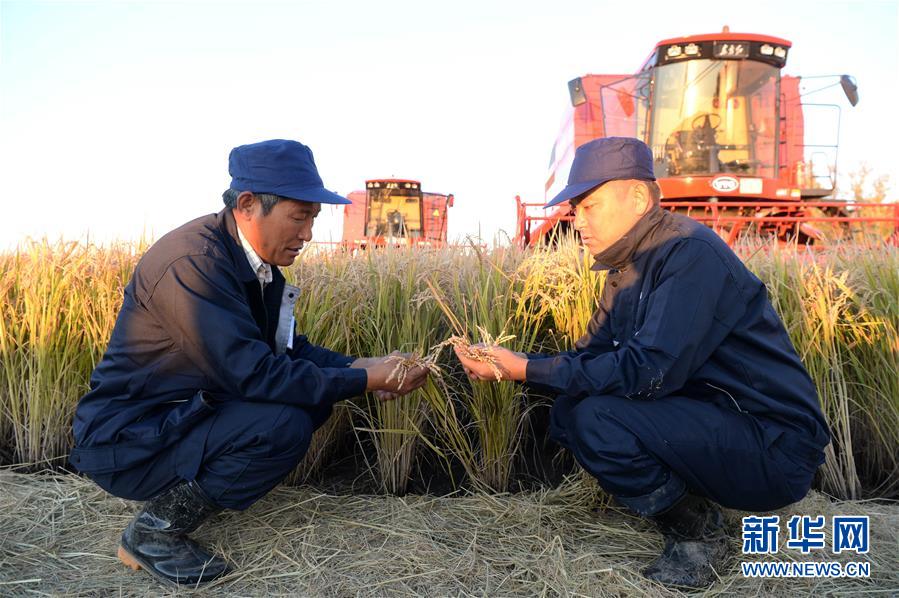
[377,350,443,400]
[448,327,528,382]
[358,351,433,401]
[378,332,496,393]
[424,278,529,382]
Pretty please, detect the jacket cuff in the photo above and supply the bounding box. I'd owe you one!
[334,367,368,401]
[525,358,558,391]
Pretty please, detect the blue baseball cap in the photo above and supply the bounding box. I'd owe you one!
[545,137,656,208]
[228,139,351,205]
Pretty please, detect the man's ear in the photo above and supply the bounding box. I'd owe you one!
[235,192,257,220]
[632,181,651,216]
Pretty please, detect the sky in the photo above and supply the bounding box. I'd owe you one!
[1,0,897,248]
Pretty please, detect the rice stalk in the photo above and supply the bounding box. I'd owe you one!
[345,248,449,495]
[424,247,549,492]
[0,238,897,502]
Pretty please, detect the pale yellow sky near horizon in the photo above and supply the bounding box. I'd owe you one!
[1,0,896,250]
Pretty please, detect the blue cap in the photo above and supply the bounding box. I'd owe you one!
[228,139,351,205]
[544,137,656,208]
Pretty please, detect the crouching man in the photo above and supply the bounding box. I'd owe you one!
[70,139,429,586]
[453,137,830,588]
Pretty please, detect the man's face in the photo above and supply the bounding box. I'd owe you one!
[235,194,321,266]
[572,180,651,255]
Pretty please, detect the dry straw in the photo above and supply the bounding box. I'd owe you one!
[2,470,897,596]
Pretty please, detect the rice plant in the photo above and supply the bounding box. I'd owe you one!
[426,245,549,492]
[1,238,897,502]
[832,246,899,496]
[343,248,448,495]
[517,235,605,352]
[0,240,138,466]
[750,244,899,499]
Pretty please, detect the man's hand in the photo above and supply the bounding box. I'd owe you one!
[351,351,430,400]
[348,356,381,369]
[453,344,528,382]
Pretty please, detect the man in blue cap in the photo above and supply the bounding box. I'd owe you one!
[70,139,430,586]
[454,137,830,587]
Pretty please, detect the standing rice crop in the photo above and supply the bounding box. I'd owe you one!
[345,248,449,495]
[750,244,899,499]
[426,245,549,492]
[517,235,605,352]
[831,246,899,496]
[0,240,138,466]
[1,238,897,502]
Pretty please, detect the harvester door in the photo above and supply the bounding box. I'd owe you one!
[793,102,841,196]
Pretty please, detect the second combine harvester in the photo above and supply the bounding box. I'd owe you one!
[342,179,454,250]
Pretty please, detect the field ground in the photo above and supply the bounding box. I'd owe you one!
[1,471,896,597]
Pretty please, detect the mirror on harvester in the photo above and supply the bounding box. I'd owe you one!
[568,77,587,107]
[840,75,859,106]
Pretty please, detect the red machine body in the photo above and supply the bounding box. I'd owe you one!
[342,179,453,249]
[516,30,888,246]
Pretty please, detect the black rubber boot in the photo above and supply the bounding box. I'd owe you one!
[642,494,729,588]
[118,480,231,587]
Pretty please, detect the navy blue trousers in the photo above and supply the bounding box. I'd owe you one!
[549,394,824,516]
[90,401,330,511]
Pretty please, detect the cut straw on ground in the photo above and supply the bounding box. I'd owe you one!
[1,470,896,596]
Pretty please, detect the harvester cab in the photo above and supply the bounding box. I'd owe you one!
[367,181,422,244]
[342,179,453,249]
[515,29,892,247]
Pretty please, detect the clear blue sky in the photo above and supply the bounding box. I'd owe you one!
[1,0,896,247]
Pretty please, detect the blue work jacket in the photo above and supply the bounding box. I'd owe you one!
[527,207,830,451]
[70,209,367,475]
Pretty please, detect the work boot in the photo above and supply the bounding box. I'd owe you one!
[118,480,231,587]
[642,494,729,588]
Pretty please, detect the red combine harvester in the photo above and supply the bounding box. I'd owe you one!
[516,29,898,246]
[342,179,454,249]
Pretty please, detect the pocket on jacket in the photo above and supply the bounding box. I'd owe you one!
[119,391,216,442]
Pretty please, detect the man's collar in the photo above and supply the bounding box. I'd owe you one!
[590,206,666,271]
[235,222,273,287]
[220,209,262,283]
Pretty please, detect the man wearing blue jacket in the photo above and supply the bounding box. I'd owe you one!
[454,137,830,588]
[70,139,429,587]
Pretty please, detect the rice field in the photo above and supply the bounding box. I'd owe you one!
[1,238,897,500]
[1,238,898,594]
